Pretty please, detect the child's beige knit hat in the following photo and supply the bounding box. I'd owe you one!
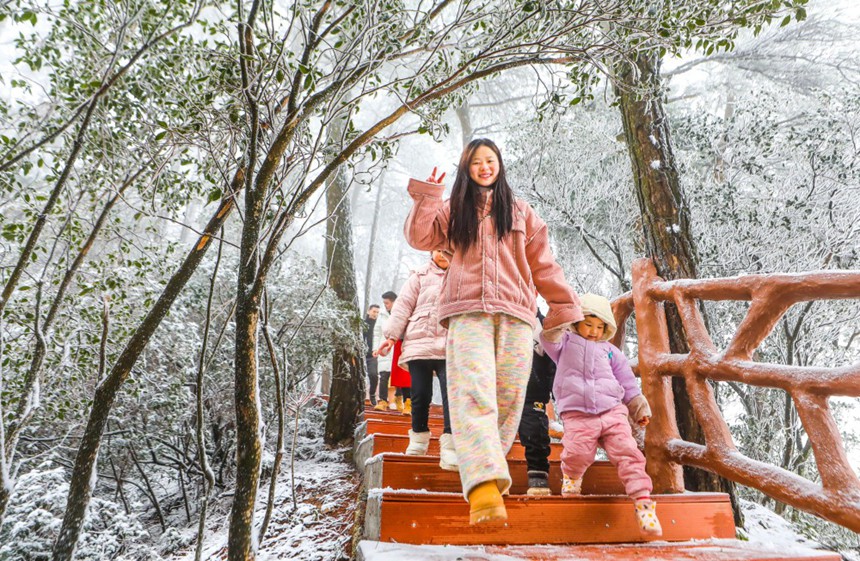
[578,293,617,342]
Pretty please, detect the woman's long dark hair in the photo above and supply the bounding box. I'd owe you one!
[447,138,515,252]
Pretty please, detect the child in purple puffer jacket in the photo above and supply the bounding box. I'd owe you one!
[540,293,662,537]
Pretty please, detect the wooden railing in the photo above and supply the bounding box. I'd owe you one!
[610,258,860,533]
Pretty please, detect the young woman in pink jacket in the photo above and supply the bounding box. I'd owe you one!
[404,138,584,525]
[375,250,456,471]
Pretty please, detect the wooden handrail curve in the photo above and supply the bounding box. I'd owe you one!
[609,258,860,532]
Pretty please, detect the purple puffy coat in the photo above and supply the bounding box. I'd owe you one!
[539,331,640,415]
[384,260,447,369]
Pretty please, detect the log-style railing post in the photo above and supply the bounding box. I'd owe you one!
[631,259,685,494]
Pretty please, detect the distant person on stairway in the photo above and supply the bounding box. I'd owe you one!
[517,309,558,495]
[389,338,412,413]
[379,291,412,413]
[403,138,583,525]
[540,293,662,537]
[372,292,395,410]
[363,304,381,407]
[375,250,457,471]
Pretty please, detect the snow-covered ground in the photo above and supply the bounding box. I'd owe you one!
[168,402,360,561]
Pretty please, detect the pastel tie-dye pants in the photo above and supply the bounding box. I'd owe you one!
[446,312,534,498]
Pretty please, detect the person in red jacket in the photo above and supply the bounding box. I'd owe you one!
[404,138,583,525]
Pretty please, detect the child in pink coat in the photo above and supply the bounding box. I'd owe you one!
[540,293,662,537]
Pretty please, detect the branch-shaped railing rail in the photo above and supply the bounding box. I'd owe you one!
[610,258,860,533]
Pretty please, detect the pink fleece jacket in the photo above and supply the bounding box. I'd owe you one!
[403,178,583,330]
[383,259,447,368]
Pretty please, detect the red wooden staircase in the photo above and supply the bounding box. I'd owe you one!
[354,405,840,561]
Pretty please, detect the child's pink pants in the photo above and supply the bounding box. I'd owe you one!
[560,404,652,500]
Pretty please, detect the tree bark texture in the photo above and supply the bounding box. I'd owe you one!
[323,127,366,445]
[615,52,742,525]
[228,178,266,560]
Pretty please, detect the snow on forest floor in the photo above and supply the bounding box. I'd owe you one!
[166,399,853,561]
[169,401,361,561]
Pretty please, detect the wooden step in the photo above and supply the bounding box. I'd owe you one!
[365,399,443,414]
[354,432,562,470]
[363,409,444,423]
[357,540,842,561]
[365,453,625,495]
[364,491,736,545]
[360,417,445,437]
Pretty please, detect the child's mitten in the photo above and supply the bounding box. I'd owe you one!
[627,394,652,426]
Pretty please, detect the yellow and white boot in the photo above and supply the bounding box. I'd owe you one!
[561,475,582,497]
[635,498,663,537]
[394,395,404,413]
[402,398,412,416]
[467,480,506,525]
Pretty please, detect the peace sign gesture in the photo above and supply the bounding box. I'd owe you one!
[426,166,446,184]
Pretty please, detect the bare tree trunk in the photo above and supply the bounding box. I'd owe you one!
[615,51,742,526]
[456,99,473,146]
[323,121,365,445]
[363,172,386,312]
[257,292,286,543]
[228,170,265,560]
[194,231,222,561]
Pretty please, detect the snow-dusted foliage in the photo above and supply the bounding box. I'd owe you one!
[0,466,155,560]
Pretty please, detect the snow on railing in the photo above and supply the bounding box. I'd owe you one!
[610,258,860,533]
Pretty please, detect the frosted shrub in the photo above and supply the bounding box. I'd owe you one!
[0,466,157,561]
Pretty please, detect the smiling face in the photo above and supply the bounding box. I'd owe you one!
[468,145,500,188]
[574,315,606,341]
[431,250,450,270]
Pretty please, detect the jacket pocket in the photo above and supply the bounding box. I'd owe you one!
[405,309,431,342]
[506,218,531,306]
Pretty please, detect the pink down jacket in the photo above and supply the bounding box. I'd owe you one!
[383,259,447,368]
[540,330,641,415]
[404,178,583,331]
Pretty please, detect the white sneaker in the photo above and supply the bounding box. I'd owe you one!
[405,430,430,455]
[438,433,459,471]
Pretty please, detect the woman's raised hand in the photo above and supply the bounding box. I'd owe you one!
[373,338,396,357]
[426,166,446,184]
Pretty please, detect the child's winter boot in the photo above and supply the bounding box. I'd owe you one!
[373,399,388,411]
[438,433,459,472]
[467,480,506,525]
[402,398,412,416]
[634,497,663,537]
[405,430,430,455]
[561,475,582,497]
[394,395,404,412]
[526,470,551,496]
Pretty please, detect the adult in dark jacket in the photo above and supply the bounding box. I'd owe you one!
[363,304,381,407]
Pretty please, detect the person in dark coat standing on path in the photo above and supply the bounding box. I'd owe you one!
[363,304,381,407]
